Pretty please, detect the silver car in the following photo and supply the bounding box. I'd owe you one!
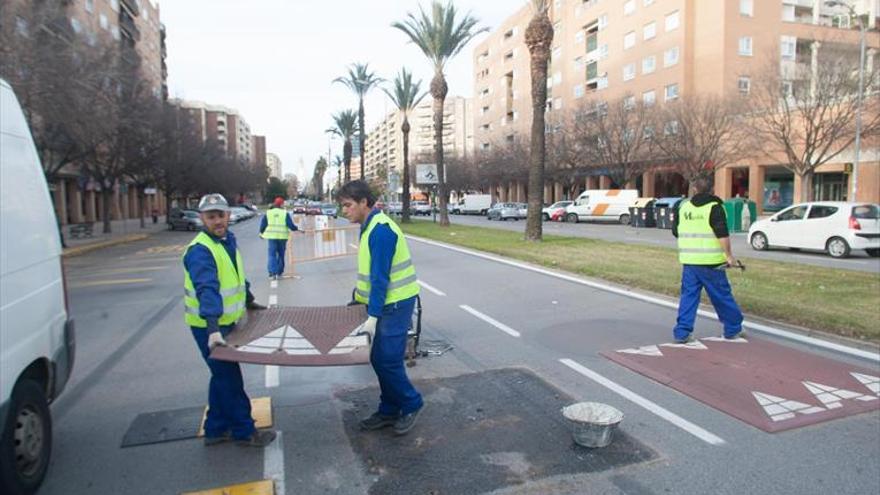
[487,202,523,221]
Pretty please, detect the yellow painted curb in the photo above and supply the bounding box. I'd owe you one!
[181,479,274,495]
[197,397,272,437]
[62,234,149,258]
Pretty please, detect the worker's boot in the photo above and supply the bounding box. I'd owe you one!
[236,429,276,447]
[393,406,424,436]
[359,412,398,431]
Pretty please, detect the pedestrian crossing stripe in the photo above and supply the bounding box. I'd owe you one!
[618,345,663,357]
[660,341,708,350]
[850,372,880,395]
[751,392,825,422]
[702,336,748,343]
[802,381,878,409]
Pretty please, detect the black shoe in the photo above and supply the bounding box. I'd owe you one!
[359,412,398,431]
[236,429,276,447]
[393,406,424,436]
[674,334,695,344]
[203,431,231,446]
[724,330,747,340]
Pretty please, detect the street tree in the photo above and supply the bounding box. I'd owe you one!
[393,0,487,226]
[382,67,426,223]
[545,112,584,200]
[326,110,358,183]
[333,63,382,180]
[312,157,328,201]
[265,177,288,201]
[524,0,554,241]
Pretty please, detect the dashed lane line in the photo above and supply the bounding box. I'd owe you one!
[418,280,446,296]
[459,305,521,338]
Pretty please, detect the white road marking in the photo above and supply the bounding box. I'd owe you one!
[459,305,521,337]
[270,280,278,289]
[418,280,447,296]
[264,430,285,494]
[559,358,726,446]
[265,366,280,388]
[409,236,880,363]
[349,243,359,250]
[268,294,278,307]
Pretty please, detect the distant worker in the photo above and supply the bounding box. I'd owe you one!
[260,197,298,280]
[672,177,744,343]
[183,193,275,447]
[338,180,424,436]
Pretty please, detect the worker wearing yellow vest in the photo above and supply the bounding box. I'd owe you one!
[260,197,298,280]
[672,177,744,343]
[338,180,424,436]
[183,193,276,447]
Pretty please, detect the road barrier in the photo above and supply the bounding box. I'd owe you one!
[283,215,359,277]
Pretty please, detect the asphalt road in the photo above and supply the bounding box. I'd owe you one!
[40,215,880,494]
[431,214,880,273]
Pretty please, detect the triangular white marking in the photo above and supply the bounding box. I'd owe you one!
[661,341,708,350]
[618,345,663,357]
[265,326,288,338]
[850,372,880,396]
[752,392,825,422]
[702,336,749,343]
[803,381,878,409]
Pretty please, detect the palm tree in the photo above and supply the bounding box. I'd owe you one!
[524,0,554,241]
[333,63,383,180]
[326,110,358,184]
[383,68,426,224]
[392,1,487,226]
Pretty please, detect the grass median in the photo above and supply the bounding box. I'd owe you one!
[400,220,880,342]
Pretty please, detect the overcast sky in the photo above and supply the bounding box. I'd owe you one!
[162,0,520,183]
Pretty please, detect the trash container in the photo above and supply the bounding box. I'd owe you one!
[723,198,758,233]
[654,197,684,230]
[629,198,656,228]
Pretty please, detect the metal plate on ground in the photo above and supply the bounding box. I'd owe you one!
[211,305,370,366]
[338,368,657,494]
[603,337,880,433]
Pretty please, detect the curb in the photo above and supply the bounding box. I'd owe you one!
[62,234,150,258]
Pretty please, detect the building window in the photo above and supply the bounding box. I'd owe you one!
[642,55,656,74]
[70,17,82,34]
[665,120,680,135]
[111,26,120,40]
[624,31,636,49]
[643,90,656,105]
[85,0,94,13]
[738,76,751,95]
[110,0,120,12]
[504,51,514,61]
[740,0,753,16]
[553,71,562,85]
[623,63,636,81]
[504,28,515,40]
[665,11,680,31]
[738,36,753,56]
[586,60,598,80]
[782,4,795,22]
[552,46,562,61]
[15,16,28,36]
[644,0,655,5]
[643,21,656,40]
[665,83,679,101]
[574,84,585,98]
[599,43,609,59]
[554,98,563,110]
[624,0,635,16]
[481,106,490,115]
[598,75,609,89]
[481,87,490,97]
[598,14,609,30]
[623,95,636,109]
[664,46,680,67]
[574,56,583,70]
[99,14,109,30]
[481,123,491,131]
[481,143,491,151]
[575,30,584,44]
[780,36,796,60]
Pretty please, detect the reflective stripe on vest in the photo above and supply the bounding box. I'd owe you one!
[262,208,290,240]
[677,200,726,265]
[354,212,420,305]
[182,231,247,328]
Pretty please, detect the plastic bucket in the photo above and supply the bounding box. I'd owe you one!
[562,402,623,448]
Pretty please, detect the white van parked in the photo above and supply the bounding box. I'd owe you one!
[1,78,75,494]
[564,189,639,225]
[454,194,492,215]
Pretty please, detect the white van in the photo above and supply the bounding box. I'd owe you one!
[564,189,639,225]
[1,79,75,494]
[455,194,492,215]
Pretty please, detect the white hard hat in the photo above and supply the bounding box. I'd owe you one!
[198,193,230,212]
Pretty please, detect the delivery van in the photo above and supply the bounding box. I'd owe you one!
[1,78,75,494]
[564,189,639,225]
[455,194,492,215]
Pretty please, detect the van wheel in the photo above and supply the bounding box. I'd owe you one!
[566,213,579,224]
[826,237,850,259]
[750,232,768,251]
[619,214,631,225]
[0,379,52,495]
[542,213,550,221]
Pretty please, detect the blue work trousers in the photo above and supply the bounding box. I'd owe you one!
[191,326,256,440]
[371,297,423,416]
[267,239,287,276]
[673,265,744,341]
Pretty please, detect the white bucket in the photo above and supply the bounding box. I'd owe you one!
[562,402,624,448]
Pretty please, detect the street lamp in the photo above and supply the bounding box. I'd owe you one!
[825,0,866,201]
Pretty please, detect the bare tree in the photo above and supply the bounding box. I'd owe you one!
[545,112,584,200]
[751,47,880,201]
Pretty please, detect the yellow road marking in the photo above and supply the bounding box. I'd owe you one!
[70,266,169,279]
[136,244,186,255]
[197,397,272,437]
[69,278,152,288]
[181,480,274,495]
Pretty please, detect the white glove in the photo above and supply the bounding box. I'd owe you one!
[208,331,227,349]
[358,316,378,344]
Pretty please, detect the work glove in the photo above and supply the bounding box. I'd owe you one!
[208,331,227,349]
[357,316,378,344]
[247,301,268,310]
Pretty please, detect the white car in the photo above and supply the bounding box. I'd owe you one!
[542,200,572,221]
[748,202,880,258]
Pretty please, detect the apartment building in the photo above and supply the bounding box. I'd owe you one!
[251,135,267,170]
[473,0,879,212]
[363,96,474,196]
[267,153,283,179]
[173,100,257,167]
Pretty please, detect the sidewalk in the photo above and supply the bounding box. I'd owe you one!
[62,216,167,256]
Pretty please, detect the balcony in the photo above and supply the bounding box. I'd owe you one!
[120,0,140,17]
[119,10,140,41]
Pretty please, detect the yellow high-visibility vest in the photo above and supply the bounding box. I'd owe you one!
[262,207,290,240]
[354,212,420,305]
[677,200,726,265]
[183,232,246,327]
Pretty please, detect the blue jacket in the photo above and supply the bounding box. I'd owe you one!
[361,208,411,318]
[259,209,298,235]
[183,229,253,331]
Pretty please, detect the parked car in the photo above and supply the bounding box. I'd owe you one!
[229,206,253,224]
[542,200,572,221]
[305,204,322,215]
[411,201,432,216]
[321,203,338,218]
[748,202,880,259]
[487,202,523,221]
[387,202,403,215]
[168,209,203,231]
[550,208,568,222]
[565,189,639,225]
[516,203,528,219]
[1,78,75,494]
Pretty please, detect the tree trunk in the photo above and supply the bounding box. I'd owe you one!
[524,12,554,241]
[801,170,814,203]
[344,140,352,183]
[138,190,146,229]
[402,117,412,224]
[358,101,366,180]
[101,187,113,234]
[431,70,449,226]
